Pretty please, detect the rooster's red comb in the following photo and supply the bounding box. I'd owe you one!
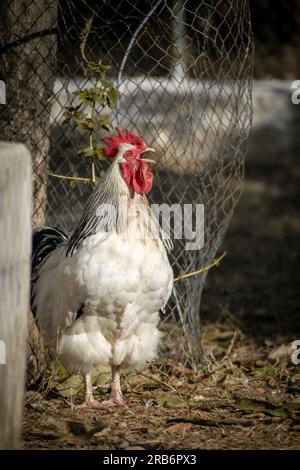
[102,128,147,157]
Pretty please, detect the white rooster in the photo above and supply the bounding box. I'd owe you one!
[31,129,173,408]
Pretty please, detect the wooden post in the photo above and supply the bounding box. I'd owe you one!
[0,142,32,449]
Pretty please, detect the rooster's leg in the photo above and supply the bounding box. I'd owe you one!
[100,365,124,407]
[77,373,101,408]
[83,373,94,403]
[110,365,124,405]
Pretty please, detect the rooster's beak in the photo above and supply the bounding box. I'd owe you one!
[139,147,156,164]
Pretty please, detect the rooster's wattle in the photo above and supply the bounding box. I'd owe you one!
[31,129,173,407]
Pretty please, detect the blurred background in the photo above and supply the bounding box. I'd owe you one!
[204,0,300,342]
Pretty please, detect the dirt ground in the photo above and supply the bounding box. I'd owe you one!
[22,127,300,450]
[23,340,300,450]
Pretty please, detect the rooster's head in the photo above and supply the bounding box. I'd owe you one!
[102,128,155,194]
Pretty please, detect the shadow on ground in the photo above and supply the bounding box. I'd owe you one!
[203,121,300,341]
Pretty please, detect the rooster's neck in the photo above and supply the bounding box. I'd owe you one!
[67,162,158,256]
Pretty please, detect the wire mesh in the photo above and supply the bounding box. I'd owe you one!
[0,0,253,375]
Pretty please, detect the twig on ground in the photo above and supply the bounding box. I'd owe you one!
[136,371,180,396]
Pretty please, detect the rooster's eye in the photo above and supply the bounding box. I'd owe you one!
[125,150,133,158]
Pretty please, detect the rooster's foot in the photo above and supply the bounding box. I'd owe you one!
[76,398,104,409]
[100,395,125,407]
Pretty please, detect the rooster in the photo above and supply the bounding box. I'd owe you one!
[31,129,173,408]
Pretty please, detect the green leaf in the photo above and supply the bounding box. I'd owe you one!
[54,374,83,397]
[77,145,106,160]
[73,89,102,105]
[76,117,97,131]
[55,364,69,381]
[64,104,82,114]
[77,146,95,157]
[155,394,186,409]
[234,398,289,418]
[96,116,113,131]
[63,109,86,125]
[94,146,105,159]
[106,85,119,108]
[87,62,111,76]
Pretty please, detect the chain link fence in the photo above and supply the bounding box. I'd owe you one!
[0,0,252,380]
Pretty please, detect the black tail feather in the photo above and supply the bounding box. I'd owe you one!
[31,227,69,316]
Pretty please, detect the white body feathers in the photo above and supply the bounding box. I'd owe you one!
[33,160,173,375]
